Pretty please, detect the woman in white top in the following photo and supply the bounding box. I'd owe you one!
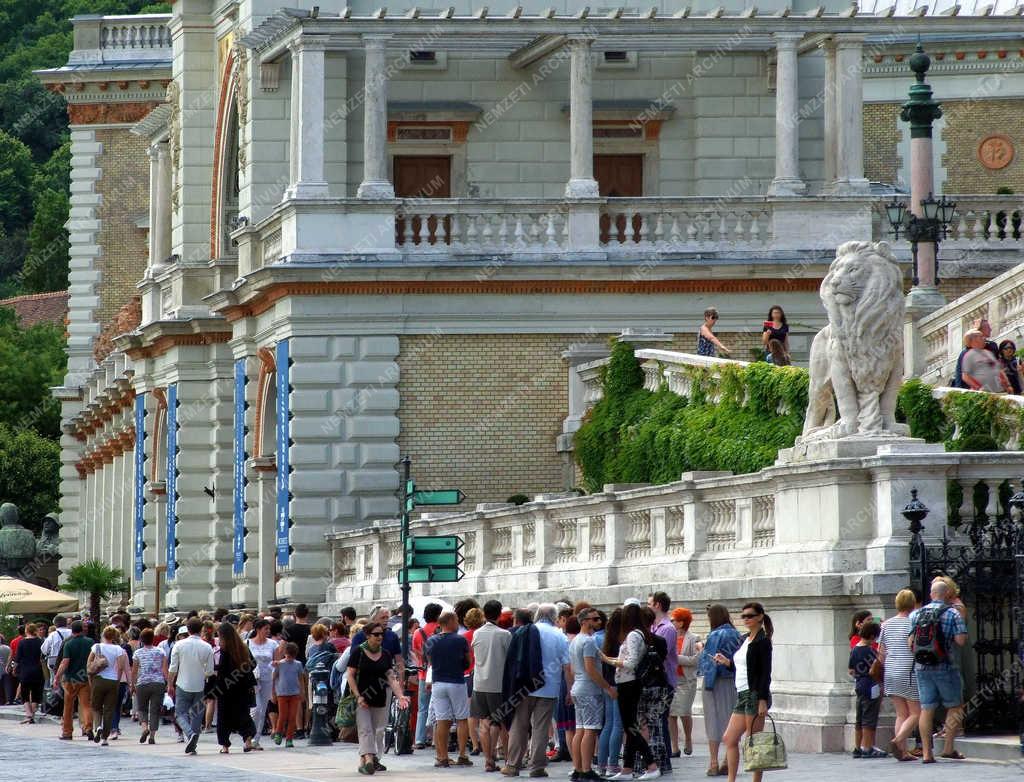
[247,619,279,747]
[878,589,921,761]
[599,603,660,781]
[88,625,131,746]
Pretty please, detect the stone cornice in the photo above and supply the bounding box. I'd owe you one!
[119,324,233,360]
[215,277,824,322]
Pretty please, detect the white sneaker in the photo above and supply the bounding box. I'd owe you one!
[606,773,632,781]
[638,771,661,781]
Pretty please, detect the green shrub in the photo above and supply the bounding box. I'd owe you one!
[897,379,949,442]
[506,494,529,505]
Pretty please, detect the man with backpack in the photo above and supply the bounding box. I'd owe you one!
[907,579,968,763]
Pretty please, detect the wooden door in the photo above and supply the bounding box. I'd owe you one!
[595,154,644,244]
[394,156,452,245]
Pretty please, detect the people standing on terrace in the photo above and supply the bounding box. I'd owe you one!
[960,330,1010,393]
[998,340,1022,394]
[761,306,791,365]
[697,308,731,358]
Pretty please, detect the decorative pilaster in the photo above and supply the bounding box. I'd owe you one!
[285,38,330,199]
[356,36,395,199]
[833,35,870,195]
[768,32,806,196]
[151,141,171,267]
[821,38,838,190]
[564,37,599,199]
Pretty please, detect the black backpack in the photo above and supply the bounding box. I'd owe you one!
[911,606,949,666]
[635,634,668,688]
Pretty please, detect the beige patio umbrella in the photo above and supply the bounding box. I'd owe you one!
[0,576,79,614]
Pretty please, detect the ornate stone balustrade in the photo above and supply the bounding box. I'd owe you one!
[324,447,1024,610]
[600,198,773,249]
[236,196,878,272]
[68,14,172,65]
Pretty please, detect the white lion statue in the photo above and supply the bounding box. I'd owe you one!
[801,240,906,441]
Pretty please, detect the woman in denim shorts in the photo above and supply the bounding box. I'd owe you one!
[715,602,774,782]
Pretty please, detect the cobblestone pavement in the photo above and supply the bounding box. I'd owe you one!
[0,716,1020,782]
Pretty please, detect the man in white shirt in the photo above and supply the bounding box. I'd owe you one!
[41,616,72,685]
[168,617,214,755]
[471,600,511,772]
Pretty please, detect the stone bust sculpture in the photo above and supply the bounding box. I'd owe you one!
[801,241,906,441]
[0,502,37,577]
[36,514,61,561]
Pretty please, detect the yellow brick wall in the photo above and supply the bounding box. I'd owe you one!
[941,98,1024,194]
[95,129,150,327]
[396,330,778,506]
[397,334,572,507]
[937,277,993,302]
[863,103,902,185]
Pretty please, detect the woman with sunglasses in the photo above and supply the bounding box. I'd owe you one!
[347,621,410,775]
[715,603,774,782]
[697,307,731,358]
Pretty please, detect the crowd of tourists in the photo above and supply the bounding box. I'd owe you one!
[0,594,775,782]
[0,575,974,775]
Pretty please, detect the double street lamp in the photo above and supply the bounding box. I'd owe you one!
[884,191,957,285]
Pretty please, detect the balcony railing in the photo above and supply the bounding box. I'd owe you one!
[68,14,171,65]
[240,195,880,273]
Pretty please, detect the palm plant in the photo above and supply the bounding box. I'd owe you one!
[60,560,129,639]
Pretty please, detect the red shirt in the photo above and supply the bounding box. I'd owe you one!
[850,635,879,651]
[412,622,438,678]
[330,637,350,653]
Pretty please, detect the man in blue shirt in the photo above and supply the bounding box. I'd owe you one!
[506,603,571,778]
[426,611,472,767]
[907,579,968,763]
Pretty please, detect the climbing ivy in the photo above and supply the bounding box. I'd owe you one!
[576,347,1024,491]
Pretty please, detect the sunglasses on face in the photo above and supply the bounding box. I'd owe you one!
[740,613,759,620]
[368,632,384,637]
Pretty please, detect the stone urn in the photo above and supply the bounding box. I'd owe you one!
[0,502,36,577]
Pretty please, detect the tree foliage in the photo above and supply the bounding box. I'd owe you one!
[0,308,66,438]
[0,423,60,524]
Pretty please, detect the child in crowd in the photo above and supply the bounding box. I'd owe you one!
[848,621,887,759]
[272,642,304,748]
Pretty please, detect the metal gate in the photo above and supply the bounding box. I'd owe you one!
[907,482,1024,748]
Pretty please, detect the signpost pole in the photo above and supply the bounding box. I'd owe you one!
[399,455,412,663]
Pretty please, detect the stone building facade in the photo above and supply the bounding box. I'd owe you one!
[37,3,1024,614]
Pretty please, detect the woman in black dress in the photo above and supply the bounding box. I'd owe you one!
[13,622,44,724]
[213,621,259,753]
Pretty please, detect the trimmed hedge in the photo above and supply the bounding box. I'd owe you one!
[575,345,1023,491]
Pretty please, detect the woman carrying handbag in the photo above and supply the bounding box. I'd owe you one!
[716,603,783,782]
[88,625,130,746]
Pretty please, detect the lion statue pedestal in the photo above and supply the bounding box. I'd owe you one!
[778,240,944,465]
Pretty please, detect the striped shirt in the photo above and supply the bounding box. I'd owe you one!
[878,615,918,700]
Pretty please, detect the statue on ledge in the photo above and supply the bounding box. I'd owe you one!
[801,241,907,442]
[0,502,36,578]
[36,514,61,562]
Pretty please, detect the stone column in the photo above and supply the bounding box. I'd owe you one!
[357,35,395,199]
[834,35,869,195]
[154,142,171,264]
[768,32,806,196]
[252,459,277,610]
[565,37,599,199]
[820,39,838,190]
[285,37,329,200]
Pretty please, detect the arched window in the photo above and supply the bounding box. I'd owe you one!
[150,388,168,485]
[254,348,277,461]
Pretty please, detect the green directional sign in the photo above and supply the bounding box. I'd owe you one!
[404,565,464,583]
[412,489,466,506]
[406,535,461,552]
[406,551,464,567]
